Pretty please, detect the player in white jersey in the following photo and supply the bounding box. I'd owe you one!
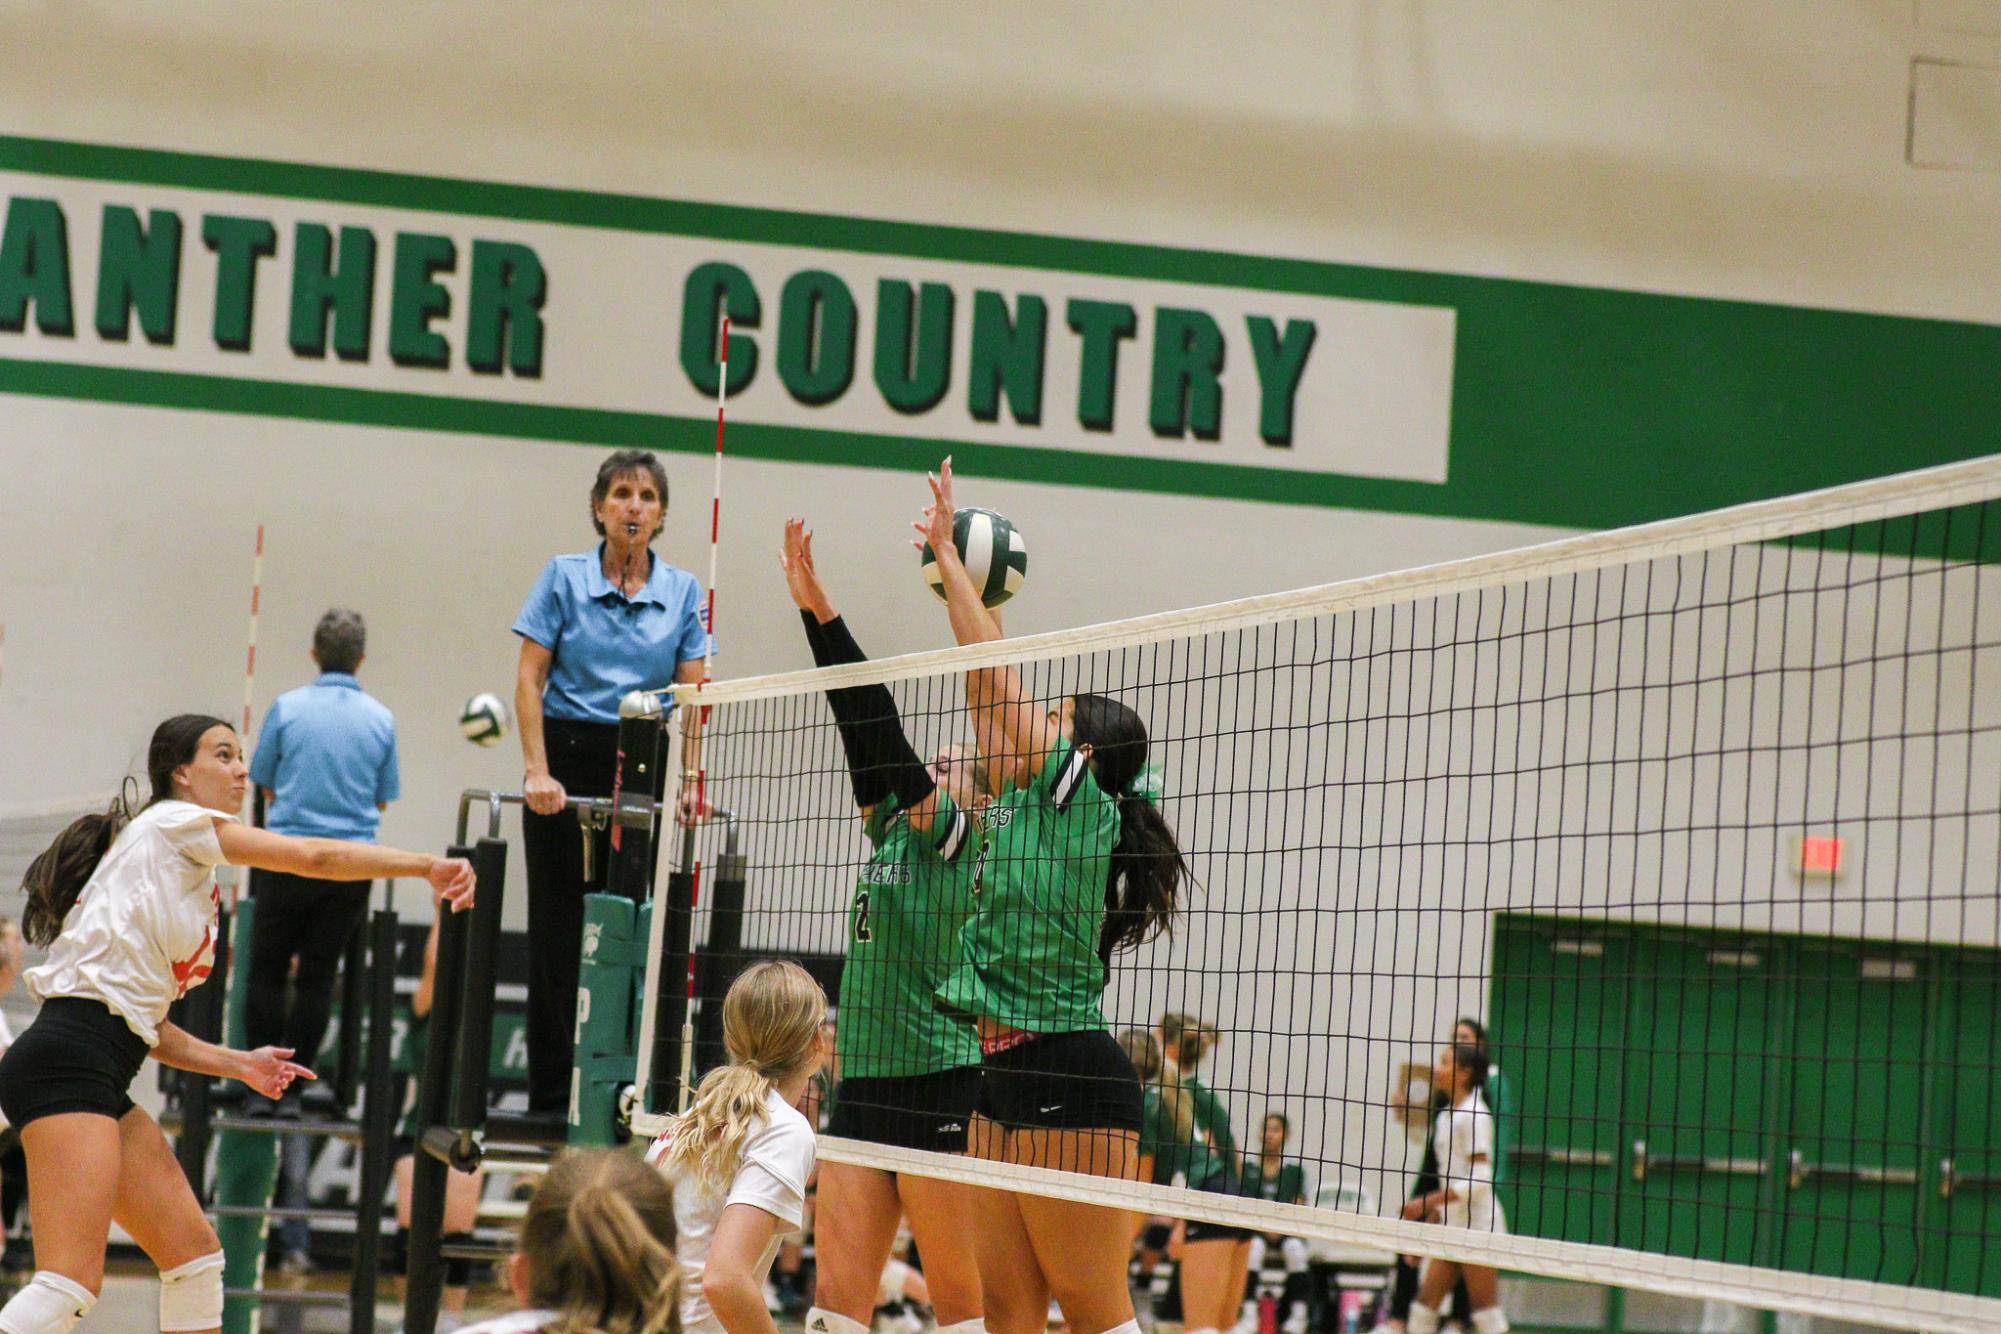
[0,714,473,1334]
[649,960,827,1334]
[451,1147,681,1334]
[1400,1042,1511,1334]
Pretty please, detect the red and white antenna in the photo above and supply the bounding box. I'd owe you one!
[677,316,730,1112]
[242,523,264,742]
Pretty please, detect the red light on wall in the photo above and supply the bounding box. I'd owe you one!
[1795,835,1846,878]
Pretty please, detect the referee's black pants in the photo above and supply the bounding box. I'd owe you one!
[520,718,666,1114]
[245,868,371,1069]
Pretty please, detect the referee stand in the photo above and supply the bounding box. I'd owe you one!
[403,692,679,1334]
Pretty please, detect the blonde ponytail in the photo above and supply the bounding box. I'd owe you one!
[656,959,826,1198]
[516,1149,682,1334]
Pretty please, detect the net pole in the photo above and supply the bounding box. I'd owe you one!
[634,706,686,1114]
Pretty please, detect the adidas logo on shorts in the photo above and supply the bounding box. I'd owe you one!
[811,1319,831,1331]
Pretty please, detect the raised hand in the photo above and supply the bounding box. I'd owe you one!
[780,518,837,621]
[911,457,959,558]
[240,1046,316,1101]
[427,855,476,911]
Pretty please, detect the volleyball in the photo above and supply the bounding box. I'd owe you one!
[921,507,1028,609]
[459,692,509,746]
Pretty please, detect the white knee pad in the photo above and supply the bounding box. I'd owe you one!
[1406,1302,1441,1334]
[1471,1307,1511,1334]
[0,1272,97,1334]
[159,1251,226,1332]
[1280,1236,1308,1273]
[1246,1235,1267,1271]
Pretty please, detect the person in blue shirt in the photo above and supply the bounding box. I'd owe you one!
[512,449,709,1115]
[244,608,400,1114]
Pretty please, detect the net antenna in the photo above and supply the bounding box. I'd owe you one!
[635,316,734,1120]
[633,455,2001,1333]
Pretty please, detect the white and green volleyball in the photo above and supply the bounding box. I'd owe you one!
[921,506,1028,609]
[459,692,509,746]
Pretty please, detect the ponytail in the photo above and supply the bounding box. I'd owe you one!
[1068,693,1185,956]
[19,714,233,948]
[657,1064,779,1200]
[1100,792,1186,956]
[655,960,825,1198]
[517,1149,682,1334]
[21,792,132,948]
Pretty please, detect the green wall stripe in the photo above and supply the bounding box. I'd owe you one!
[3,134,1998,530]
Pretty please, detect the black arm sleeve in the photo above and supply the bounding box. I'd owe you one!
[801,611,936,811]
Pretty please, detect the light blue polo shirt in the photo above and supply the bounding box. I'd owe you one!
[249,673,401,841]
[512,546,710,724]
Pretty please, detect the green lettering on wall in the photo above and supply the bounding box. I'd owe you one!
[1066,298,1137,432]
[1149,306,1224,440]
[0,197,74,336]
[466,240,546,377]
[968,290,1046,425]
[873,279,953,415]
[388,232,456,369]
[1245,316,1317,447]
[776,269,857,406]
[679,261,759,396]
[289,223,376,360]
[94,206,182,344]
[202,215,276,352]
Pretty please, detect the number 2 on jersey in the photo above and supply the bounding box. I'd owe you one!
[853,888,874,943]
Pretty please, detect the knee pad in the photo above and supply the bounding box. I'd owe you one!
[159,1251,225,1333]
[1407,1302,1441,1334]
[1471,1308,1511,1334]
[442,1232,476,1287]
[1246,1235,1267,1271]
[0,1271,97,1334]
[1280,1236,1309,1273]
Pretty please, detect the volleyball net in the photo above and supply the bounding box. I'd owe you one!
[632,456,2001,1333]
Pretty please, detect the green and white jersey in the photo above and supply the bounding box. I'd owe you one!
[839,790,982,1078]
[1186,1073,1237,1160]
[1240,1157,1308,1206]
[936,738,1120,1033]
[1140,1086,1232,1187]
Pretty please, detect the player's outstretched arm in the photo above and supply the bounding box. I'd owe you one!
[213,823,474,910]
[915,459,1060,778]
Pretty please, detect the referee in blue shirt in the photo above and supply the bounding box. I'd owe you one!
[513,449,708,1115]
[245,608,401,1111]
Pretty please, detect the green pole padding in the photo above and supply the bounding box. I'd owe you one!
[572,894,637,1146]
[215,900,278,1334]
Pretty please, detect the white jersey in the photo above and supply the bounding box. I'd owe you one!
[1433,1088,1507,1234]
[23,800,232,1046]
[452,1311,558,1334]
[647,1086,816,1334]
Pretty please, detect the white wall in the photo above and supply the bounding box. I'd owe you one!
[1,0,1998,1206]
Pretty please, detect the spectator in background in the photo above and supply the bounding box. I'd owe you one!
[1237,1113,1310,1334]
[514,449,708,1117]
[245,608,399,1115]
